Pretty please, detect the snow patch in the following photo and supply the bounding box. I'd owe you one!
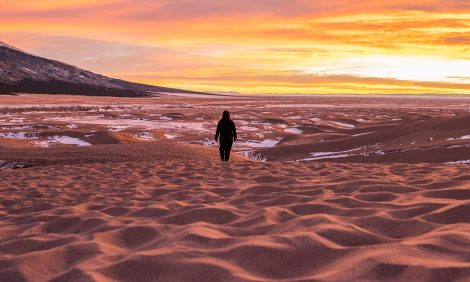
[445,160,470,165]
[284,128,303,134]
[33,136,91,147]
[238,139,280,148]
[135,132,154,140]
[239,150,267,162]
[108,125,131,131]
[332,122,356,128]
[446,135,470,141]
[353,132,373,137]
[200,138,217,146]
[299,148,360,161]
[0,132,40,139]
[164,134,178,139]
[0,160,29,169]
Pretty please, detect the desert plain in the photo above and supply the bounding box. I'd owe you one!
[0,94,470,281]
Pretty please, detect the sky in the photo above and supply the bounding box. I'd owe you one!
[1,0,470,94]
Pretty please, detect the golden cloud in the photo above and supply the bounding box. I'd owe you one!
[1,1,470,94]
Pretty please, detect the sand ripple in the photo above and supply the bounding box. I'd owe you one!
[1,161,470,281]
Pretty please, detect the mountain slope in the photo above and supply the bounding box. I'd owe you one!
[0,41,206,97]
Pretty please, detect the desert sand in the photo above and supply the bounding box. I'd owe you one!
[1,94,470,281]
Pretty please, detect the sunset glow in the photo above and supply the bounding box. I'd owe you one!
[2,0,470,94]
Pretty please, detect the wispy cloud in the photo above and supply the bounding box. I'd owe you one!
[1,0,470,93]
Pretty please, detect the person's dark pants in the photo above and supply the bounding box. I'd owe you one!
[219,139,233,161]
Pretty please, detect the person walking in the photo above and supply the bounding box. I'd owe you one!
[215,110,237,161]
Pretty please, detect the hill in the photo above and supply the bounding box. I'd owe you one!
[0,41,206,97]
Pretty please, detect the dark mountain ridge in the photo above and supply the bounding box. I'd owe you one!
[0,41,206,97]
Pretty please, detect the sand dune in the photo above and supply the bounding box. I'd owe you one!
[1,150,469,281]
[1,95,470,281]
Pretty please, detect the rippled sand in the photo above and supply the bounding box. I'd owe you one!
[1,145,470,281]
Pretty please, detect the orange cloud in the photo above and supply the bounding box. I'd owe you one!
[1,1,470,94]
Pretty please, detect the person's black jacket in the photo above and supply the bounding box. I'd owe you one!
[215,118,237,141]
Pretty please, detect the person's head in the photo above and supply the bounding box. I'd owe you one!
[222,110,230,119]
